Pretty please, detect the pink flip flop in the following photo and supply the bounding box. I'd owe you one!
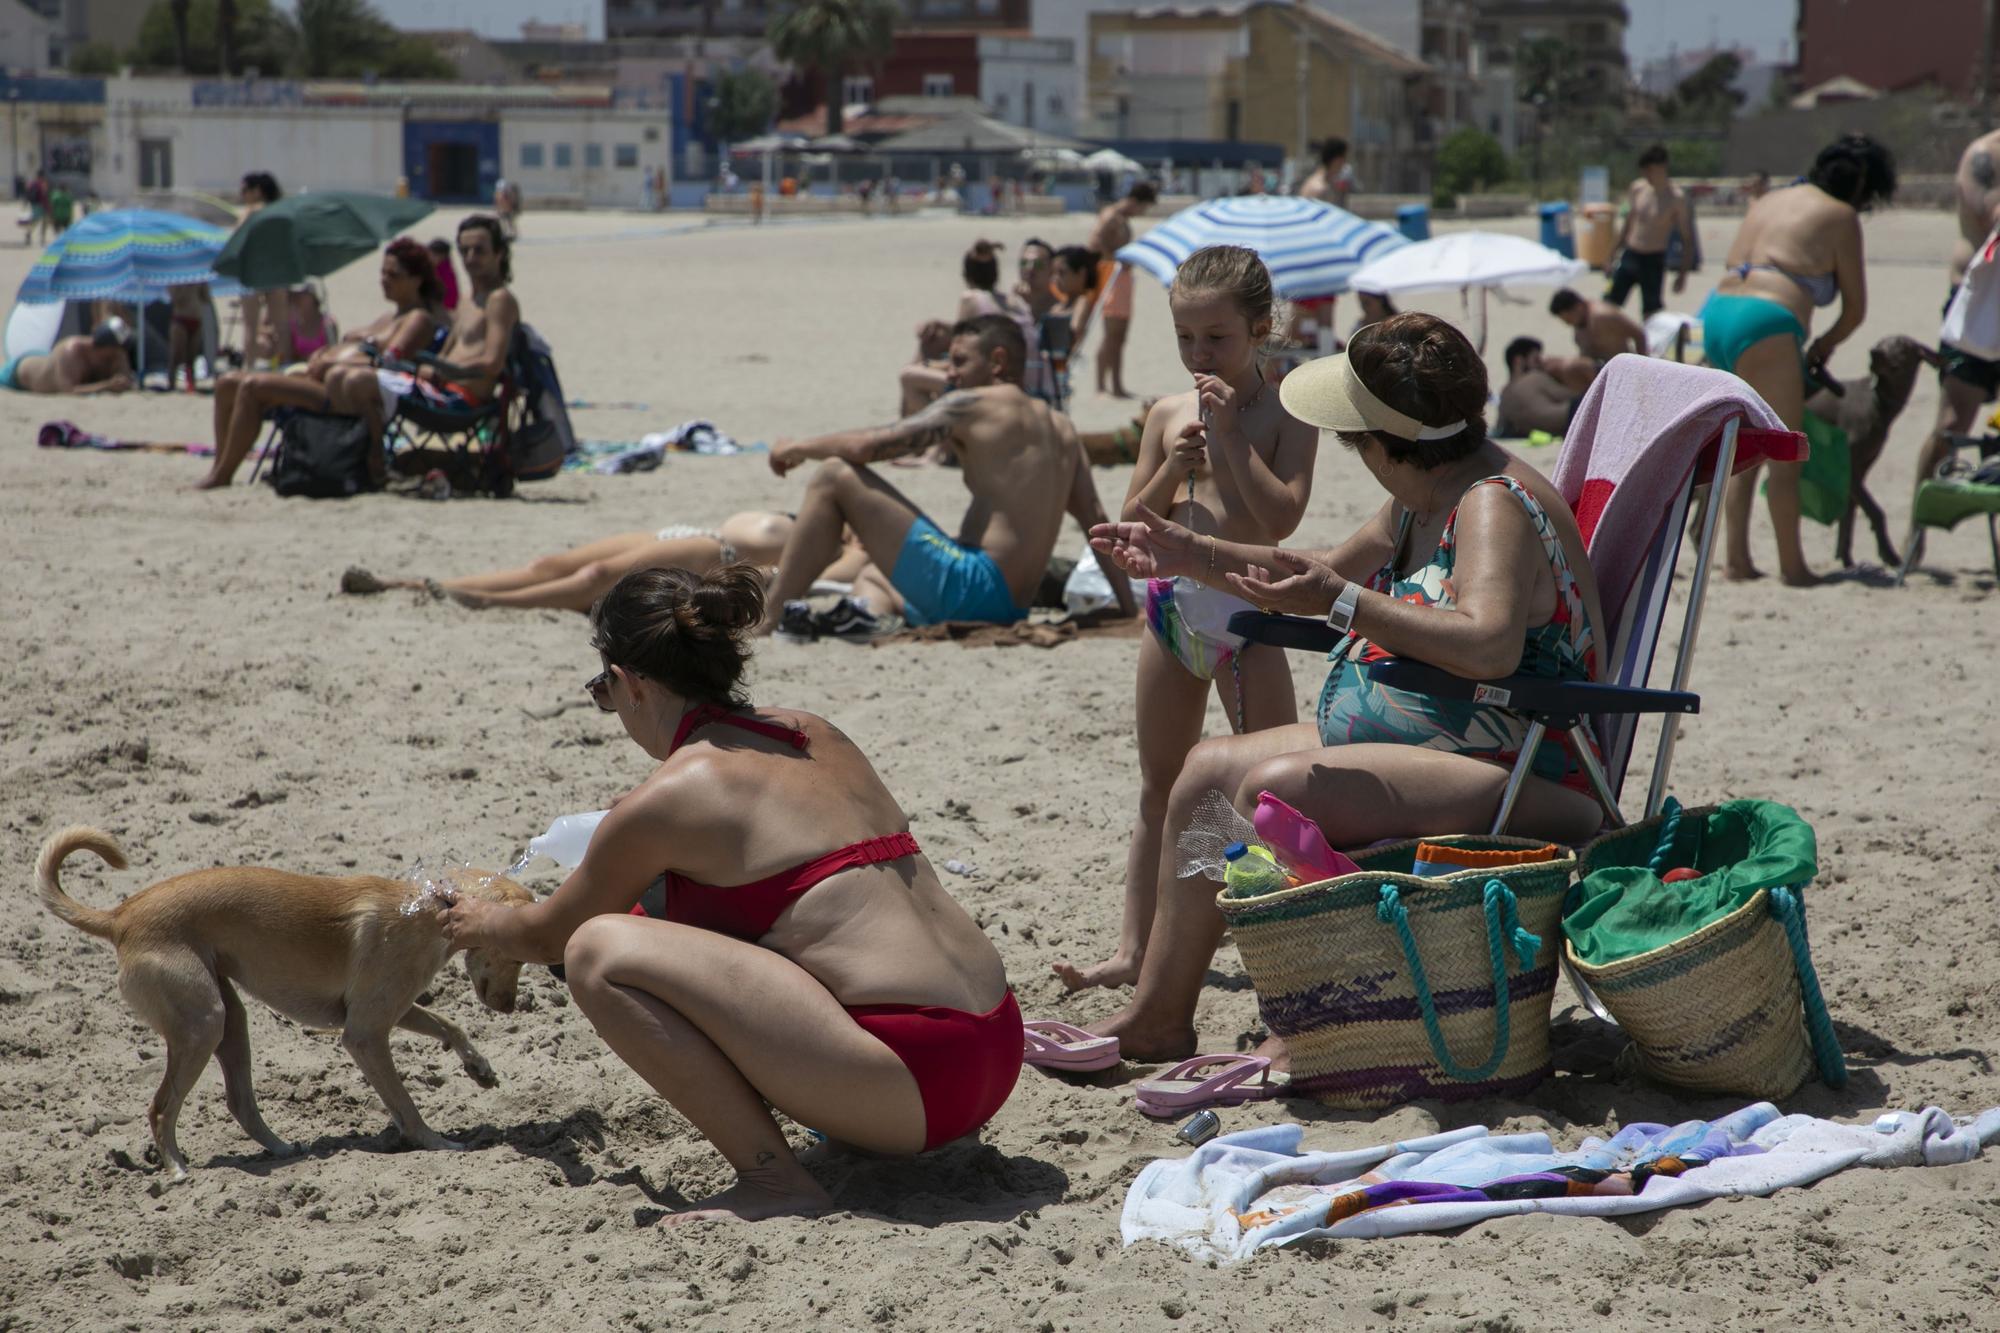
[1134,1054,1290,1117]
[1023,1019,1122,1072]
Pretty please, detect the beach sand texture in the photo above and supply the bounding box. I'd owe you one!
[2,206,1997,1330]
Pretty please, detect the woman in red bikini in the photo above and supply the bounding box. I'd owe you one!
[436,564,1021,1223]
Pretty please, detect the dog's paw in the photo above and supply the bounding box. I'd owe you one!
[406,1129,468,1152]
[462,1058,498,1089]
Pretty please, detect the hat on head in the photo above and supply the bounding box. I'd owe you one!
[1278,347,1469,442]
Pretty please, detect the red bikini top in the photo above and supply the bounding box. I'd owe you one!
[636,704,920,940]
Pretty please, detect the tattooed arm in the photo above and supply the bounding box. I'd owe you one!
[770,391,976,476]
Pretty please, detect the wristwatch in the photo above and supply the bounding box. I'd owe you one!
[1325,580,1361,636]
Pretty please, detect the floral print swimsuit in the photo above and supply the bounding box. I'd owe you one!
[1315,476,1602,791]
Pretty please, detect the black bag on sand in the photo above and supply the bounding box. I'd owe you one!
[508,418,564,481]
[268,412,377,498]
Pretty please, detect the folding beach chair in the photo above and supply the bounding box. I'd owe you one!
[1228,356,1806,835]
[384,322,571,497]
[1896,431,2000,585]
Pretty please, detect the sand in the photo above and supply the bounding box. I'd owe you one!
[2,204,1997,1332]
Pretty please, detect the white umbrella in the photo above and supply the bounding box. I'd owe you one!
[1083,147,1144,175]
[1021,146,1086,170]
[1347,231,1588,351]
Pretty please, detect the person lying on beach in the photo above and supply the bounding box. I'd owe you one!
[340,511,866,612]
[435,565,1022,1223]
[322,214,520,462]
[0,326,133,395]
[1053,245,1317,993]
[761,314,1135,640]
[1078,313,1607,1064]
[197,238,448,490]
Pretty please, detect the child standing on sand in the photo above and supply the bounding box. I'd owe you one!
[1055,245,1318,991]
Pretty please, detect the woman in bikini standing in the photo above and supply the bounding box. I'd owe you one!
[436,566,1021,1222]
[1705,135,1893,585]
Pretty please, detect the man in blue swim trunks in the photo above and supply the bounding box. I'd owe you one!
[0,325,134,395]
[762,315,1133,639]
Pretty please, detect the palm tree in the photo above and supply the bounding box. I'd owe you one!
[218,0,238,74]
[170,0,192,71]
[768,0,896,137]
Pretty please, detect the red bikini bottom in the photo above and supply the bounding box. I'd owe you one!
[846,990,1024,1150]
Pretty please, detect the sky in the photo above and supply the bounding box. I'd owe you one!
[302,0,1797,67]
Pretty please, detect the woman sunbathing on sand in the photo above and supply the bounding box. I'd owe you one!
[435,566,1021,1222]
[198,238,448,490]
[340,511,866,612]
[1076,313,1607,1065]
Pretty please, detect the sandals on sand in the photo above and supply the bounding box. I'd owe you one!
[1134,1054,1289,1118]
[1023,1019,1121,1072]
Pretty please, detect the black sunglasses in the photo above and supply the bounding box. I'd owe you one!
[584,669,615,712]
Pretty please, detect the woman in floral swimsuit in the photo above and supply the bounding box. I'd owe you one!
[1080,312,1609,1063]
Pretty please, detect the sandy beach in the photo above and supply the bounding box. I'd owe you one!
[2,203,1997,1331]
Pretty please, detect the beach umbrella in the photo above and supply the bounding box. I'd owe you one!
[213,191,435,291]
[1115,194,1411,303]
[1020,146,1085,170]
[1346,230,1589,352]
[1083,147,1144,175]
[1345,230,1589,296]
[16,207,243,304]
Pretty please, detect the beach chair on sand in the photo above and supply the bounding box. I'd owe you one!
[1896,431,2000,585]
[1229,356,1805,837]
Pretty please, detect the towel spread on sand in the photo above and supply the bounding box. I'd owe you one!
[1549,356,1787,634]
[37,420,217,455]
[564,422,759,473]
[1121,1102,2000,1262]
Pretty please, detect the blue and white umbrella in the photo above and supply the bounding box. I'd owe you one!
[1115,195,1410,302]
[16,208,242,305]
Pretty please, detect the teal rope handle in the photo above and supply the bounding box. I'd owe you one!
[1648,795,1686,876]
[1376,878,1542,1082]
[1769,884,1848,1088]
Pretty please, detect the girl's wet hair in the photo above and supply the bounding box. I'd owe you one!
[1808,134,1896,212]
[384,236,443,305]
[1053,245,1100,289]
[590,565,766,708]
[963,239,1003,290]
[1169,244,1275,333]
[1343,312,1489,469]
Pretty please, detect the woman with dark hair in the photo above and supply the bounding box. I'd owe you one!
[236,172,288,366]
[1077,312,1607,1062]
[1707,133,1893,585]
[197,239,447,489]
[899,240,1037,417]
[435,566,1022,1222]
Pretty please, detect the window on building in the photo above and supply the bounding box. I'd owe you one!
[521,142,545,168]
[586,143,604,168]
[138,139,172,189]
[1225,98,1240,141]
[923,73,954,98]
[994,90,1009,116]
[1048,92,1063,116]
[841,74,874,106]
[554,143,573,168]
[615,143,640,168]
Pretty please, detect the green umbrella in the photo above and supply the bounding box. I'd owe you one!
[213,191,435,290]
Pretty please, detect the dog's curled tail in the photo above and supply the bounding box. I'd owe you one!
[35,826,126,939]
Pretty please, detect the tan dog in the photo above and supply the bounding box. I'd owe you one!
[35,826,534,1180]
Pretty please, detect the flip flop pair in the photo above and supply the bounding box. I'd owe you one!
[1134,1053,1289,1118]
[1022,1019,1121,1072]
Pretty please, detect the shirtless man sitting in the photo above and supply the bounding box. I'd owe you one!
[1549,287,1644,381]
[1,325,133,395]
[1918,128,2000,509]
[1494,337,1582,438]
[325,214,520,465]
[760,315,1135,640]
[1607,144,1692,316]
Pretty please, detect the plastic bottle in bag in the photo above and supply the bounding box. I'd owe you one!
[526,810,608,869]
[1221,841,1289,895]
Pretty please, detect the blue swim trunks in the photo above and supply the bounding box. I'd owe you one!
[0,354,23,391]
[891,516,1024,627]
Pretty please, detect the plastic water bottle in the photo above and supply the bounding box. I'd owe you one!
[526,810,608,870]
[1222,841,1289,896]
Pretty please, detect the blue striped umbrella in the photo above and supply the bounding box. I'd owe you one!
[1115,195,1410,302]
[16,208,242,305]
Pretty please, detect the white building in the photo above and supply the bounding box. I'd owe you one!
[0,1,58,71]
[977,32,1075,137]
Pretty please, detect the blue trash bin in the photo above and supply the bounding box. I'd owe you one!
[1396,203,1430,242]
[1539,201,1575,258]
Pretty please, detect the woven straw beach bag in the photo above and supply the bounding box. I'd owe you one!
[1563,800,1847,1100]
[1217,835,1574,1109]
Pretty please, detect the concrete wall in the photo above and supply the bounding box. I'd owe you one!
[0,2,55,70]
[499,110,671,208]
[978,35,1076,136]
[99,102,404,198]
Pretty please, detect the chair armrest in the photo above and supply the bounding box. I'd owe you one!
[1367,658,1699,727]
[1228,610,1345,653]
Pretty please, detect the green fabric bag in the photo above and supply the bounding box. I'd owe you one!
[1794,410,1850,527]
[1564,800,1818,966]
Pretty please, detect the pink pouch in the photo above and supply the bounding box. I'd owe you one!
[1253,791,1360,883]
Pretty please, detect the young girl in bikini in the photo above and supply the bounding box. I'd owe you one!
[1054,245,1317,991]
